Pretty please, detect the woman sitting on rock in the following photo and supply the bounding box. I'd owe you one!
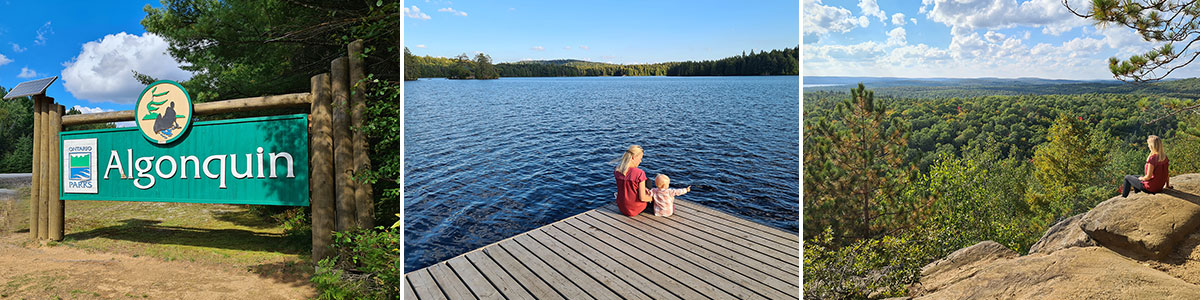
[1121,135,1173,197]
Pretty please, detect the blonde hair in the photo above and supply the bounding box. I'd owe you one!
[1149,135,1166,160]
[655,174,669,189]
[615,145,643,175]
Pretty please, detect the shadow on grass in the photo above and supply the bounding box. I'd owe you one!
[211,209,278,229]
[249,260,315,287]
[64,218,309,256]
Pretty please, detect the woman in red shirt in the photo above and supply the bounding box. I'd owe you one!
[614,145,653,216]
[1121,135,1173,197]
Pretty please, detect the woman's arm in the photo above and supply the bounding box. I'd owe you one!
[638,180,652,202]
[1142,163,1154,181]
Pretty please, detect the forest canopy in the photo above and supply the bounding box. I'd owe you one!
[405,46,798,79]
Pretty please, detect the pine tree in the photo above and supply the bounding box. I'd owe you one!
[1028,115,1112,214]
[804,83,914,244]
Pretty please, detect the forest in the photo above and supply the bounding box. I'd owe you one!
[404,46,798,79]
[803,83,1200,298]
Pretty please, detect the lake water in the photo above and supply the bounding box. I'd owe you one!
[404,76,799,272]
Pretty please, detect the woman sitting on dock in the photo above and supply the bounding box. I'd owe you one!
[614,145,653,216]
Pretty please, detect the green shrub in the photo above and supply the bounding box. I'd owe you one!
[273,207,311,238]
[312,258,377,300]
[312,227,402,299]
[804,228,932,299]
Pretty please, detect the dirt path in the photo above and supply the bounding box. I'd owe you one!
[0,234,314,299]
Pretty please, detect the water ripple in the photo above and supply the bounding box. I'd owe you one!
[404,76,799,272]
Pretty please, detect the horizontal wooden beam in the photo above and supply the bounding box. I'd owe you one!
[61,92,312,126]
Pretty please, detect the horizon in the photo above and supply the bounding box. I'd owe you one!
[410,45,799,65]
[804,0,1200,81]
[404,1,799,65]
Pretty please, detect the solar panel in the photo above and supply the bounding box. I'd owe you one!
[3,76,57,99]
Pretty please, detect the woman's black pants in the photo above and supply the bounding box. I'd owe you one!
[1123,175,1145,198]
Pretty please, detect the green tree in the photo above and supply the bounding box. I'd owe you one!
[404,47,419,81]
[805,83,914,243]
[473,53,499,79]
[0,87,33,173]
[141,0,399,103]
[1028,115,1113,214]
[448,53,472,79]
[63,107,116,131]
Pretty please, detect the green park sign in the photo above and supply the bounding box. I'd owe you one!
[59,114,310,206]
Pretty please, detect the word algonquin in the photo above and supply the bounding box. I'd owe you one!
[104,147,296,189]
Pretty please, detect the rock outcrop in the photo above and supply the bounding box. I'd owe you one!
[912,247,1200,299]
[912,174,1200,299]
[909,241,1017,296]
[1028,213,1095,255]
[1079,181,1200,259]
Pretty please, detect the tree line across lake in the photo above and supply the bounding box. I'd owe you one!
[404,46,798,80]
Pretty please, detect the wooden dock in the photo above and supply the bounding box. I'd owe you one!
[404,200,800,299]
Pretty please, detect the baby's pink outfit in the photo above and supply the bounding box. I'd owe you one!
[650,187,688,217]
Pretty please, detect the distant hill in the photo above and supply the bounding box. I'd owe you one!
[510,59,607,66]
[804,76,1200,99]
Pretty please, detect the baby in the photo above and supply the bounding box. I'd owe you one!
[650,174,691,217]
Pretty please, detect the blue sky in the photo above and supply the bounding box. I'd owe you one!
[404,0,800,64]
[804,0,1192,80]
[0,1,188,115]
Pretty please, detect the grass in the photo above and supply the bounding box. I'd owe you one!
[2,189,311,269]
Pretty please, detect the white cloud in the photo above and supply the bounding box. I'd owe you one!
[72,105,108,114]
[17,67,38,78]
[858,0,887,22]
[887,27,907,46]
[580,45,590,50]
[911,18,918,25]
[404,6,431,20]
[34,22,52,45]
[61,32,193,104]
[531,46,545,51]
[10,43,25,52]
[564,46,572,50]
[437,7,467,16]
[805,0,870,41]
[892,13,906,26]
[415,44,426,48]
[0,54,10,66]
[924,0,1088,36]
[984,31,1006,43]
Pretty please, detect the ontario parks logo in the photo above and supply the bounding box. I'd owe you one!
[62,138,97,194]
[135,80,193,144]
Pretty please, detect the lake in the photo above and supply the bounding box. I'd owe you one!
[404,76,799,272]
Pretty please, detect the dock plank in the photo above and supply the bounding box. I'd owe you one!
[512,234,635,300]
[553,220,715,299]
[536,227,682,300]
[582,212,798,299]
[404,276,419,300]
[671,205,799,256]
[427,262,475,300]
[407,269,448,300]
[407,200,800,300]
[593,206,799,288]
[446,255,503,300]
[563,216,746,299]
[630,207,799,276]
[466,250,536,300]
[483,244,565,299]
[499,239,598,300]
[675,200,798,244]
[658,208,799,268]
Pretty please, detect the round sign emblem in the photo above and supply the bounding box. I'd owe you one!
[135,80,193,144]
